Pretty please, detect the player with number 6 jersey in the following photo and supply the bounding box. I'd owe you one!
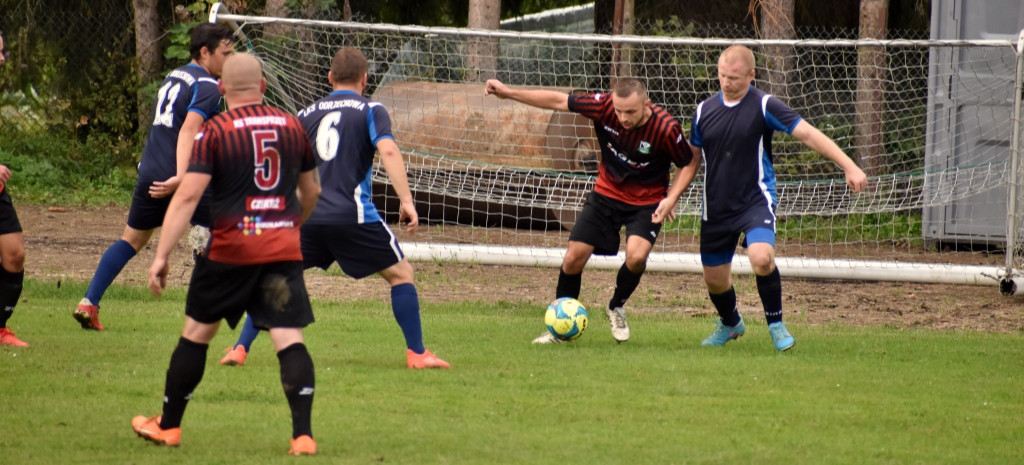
[218,47,449,370]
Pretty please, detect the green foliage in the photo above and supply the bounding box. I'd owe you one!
[165,0,222,64]
[3,279,1023,464]
[0,125,138,205]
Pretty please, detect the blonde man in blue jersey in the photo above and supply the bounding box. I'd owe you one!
[690,45,867,351]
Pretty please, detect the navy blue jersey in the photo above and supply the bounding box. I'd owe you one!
[568,92,692,205]
[296,90,393,225]
[690,86,802,221]
[137,63,222,182]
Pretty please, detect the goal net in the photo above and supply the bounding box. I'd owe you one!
[210,7,1024,288]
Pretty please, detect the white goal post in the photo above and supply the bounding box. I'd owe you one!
[209,4,1024,290]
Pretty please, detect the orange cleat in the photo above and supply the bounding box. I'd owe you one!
[406,349,451,369]
[131,415,181,447]
[219,345,248,366]
[0,327,29,347]
[288,435,317,455]
[74,298,105,331]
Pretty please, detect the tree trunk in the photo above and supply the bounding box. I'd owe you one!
[132,0,161,134]
[265,0,289,37]
[757,0,795,102]
[465,0,500,82]
[855,0,888,176]
[610,0,635,83]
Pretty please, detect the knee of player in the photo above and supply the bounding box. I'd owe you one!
[1,247,25,270]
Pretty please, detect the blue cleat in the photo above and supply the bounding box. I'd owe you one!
[768,321,795,351]
[701,316,745,346]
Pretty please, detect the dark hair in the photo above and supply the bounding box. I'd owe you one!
[189,23,234,61]
[330,47,368,85]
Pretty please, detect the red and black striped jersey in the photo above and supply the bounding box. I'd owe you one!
[190,104,316,265]
[568,92,692,205]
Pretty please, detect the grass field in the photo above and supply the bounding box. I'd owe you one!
[1,279,1022,465]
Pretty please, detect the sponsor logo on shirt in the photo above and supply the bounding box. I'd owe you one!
[233,115,288,128]
[247,196,285,211]
[607,143,650,169]
[239,215,295,236]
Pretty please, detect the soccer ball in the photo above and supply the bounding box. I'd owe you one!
[544,297,589,341]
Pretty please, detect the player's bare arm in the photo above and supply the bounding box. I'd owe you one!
[377,138,419,233]
[150,112,207,198]
[147,172,211,296]
[0,165,11,187]
[652,155,701,224]
[484,79,569,112]
[296,169,321,226]
[791,120,867,193]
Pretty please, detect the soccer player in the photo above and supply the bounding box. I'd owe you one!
[132,53,321,455]
[74,23,234,330]
[485,77,699,344]
[219,47,450,370]
[0,28,29,348]
[691,45,867,351]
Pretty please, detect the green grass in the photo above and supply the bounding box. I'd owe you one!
[667,211,923,246]
[2,280,1022,465]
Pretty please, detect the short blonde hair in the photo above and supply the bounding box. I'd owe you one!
[719,45,755,75]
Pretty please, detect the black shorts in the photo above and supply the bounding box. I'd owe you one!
[126,178,212,230]
[568,191,661,256]
[0,189,22,235]
[185,256,314,330]
[700,203,777,266]
[301,221,404,279]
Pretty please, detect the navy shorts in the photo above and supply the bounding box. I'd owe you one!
[301,221,404,279]
[569,191,661,256]
[126,177,212,230]
[0,189,22,235]
[700,203,777,267]
[185,256,314,330]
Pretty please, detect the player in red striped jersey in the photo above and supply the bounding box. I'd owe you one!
[133,53,321,455]
[486,78,699,344]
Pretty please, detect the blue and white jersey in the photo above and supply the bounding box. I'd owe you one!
[137,63,221,182]
[297,90,392,225]
[690,86,802,222]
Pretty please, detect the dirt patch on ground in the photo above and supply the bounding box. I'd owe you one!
[21,205,1024,333]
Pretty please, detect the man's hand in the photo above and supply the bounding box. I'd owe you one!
[398,200,419,234]
[484,79,509,98]
[149,176,180,198]
[845,167,868,193]
[651,197,678,224]
[0,164,11,187]
[148,256,169,296]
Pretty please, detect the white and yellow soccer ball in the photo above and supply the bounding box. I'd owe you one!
[544,297,589,341]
